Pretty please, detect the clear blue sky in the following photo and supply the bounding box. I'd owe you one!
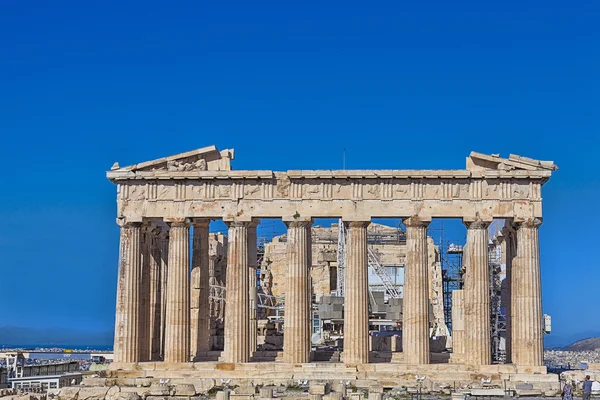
[1,1,598,346]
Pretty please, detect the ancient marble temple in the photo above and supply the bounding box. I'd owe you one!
[107,145,556,373]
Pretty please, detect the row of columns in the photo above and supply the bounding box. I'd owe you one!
[454,218,544,366]
[114,216,544,366]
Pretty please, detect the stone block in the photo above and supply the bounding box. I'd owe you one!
[515,383,533,390]
[349,393,364,400]
[259,388,273,399]
[192,379,216,394]
[216,391,230,400]
[81,378,107,386]
[113,393,141,400]
[230,395,253,400]
[77,387,110,400]
[369,394,383,400]
[58,387,81,400]
[309,383,329,395]
[370,386,384,394]
[234,386,256,395]
[173,384,197,396]
[146,387,170,396]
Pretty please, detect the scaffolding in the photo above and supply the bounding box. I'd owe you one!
[336,219,404,300]
[489,234,507,363]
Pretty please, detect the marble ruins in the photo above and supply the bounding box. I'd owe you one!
[104,145,559,394]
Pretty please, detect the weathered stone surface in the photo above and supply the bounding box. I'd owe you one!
[58,387,81,400]
[258,387,273,399]
[77,387,110,400]
[173,384,197,396]
[308,383,329,395]
[233,386,256,395]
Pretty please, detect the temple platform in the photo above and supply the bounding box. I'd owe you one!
[92,361,560,396]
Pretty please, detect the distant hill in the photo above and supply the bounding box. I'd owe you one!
[563,337,600,351]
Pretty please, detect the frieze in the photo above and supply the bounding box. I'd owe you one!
[117,176,543,203]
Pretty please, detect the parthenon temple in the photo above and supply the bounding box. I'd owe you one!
[106,145,558,392]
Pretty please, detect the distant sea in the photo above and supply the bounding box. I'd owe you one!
[0,344,113,351]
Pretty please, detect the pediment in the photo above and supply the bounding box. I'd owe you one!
[110,145,235,172]
[467,152,558,172]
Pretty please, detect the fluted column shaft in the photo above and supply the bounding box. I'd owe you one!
[502,224,516,363]
[159,230,169,359]
[164,220,191,363]
[191,220,211,359]
[512,218,544,366]
[402,217,431,364]
[114,221,142,363]
[343,221,370,364]
[148,226,163,361]
[223,221,251,363]
[464,219,492,365]
[451,290,465,360]
[138,225,151,361]
[283,219,312,363]
[248,221,259,354]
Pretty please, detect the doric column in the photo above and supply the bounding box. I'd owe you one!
[511,218,544,366]
[343,220,370,364]
[159,229,169,360]
[223,220,251,363]
[502,223,517,363]
[113,220,142,363]
[164,219,191,363]
[138,224,151,361]
[463,219,492,365]
[148,226,163,361]
[283,218,313,363]
[450,290,465,362]
[402,216,431,365]
[248,220,259,355]
[191,219,211,360]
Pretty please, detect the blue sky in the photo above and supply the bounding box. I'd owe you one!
[0,1,598,346]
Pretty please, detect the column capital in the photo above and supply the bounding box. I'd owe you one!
[402,216,431,228]
[283,216,313,228]
[513,217,543,229]
[116,218,142,228]
[463,218,492,230]
[343,220,370,229]
[191,218,210,229]
[164,217,191,227]
[224,220,255,228]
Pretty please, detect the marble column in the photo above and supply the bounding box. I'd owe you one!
[248,220,259,355]
[450,290,465,362]
[502,223,517,364]
[511,218,544,366]
[113,220,142,363]
[159,229,169,360]
[223,220,251,363]
[283,219,312,363]
[164,219,191,363]
[138,224,151,361]
[343,221,370,364]
[148,226,163,361]
[402,217,431,365]
[463,219,492,365]
[191,220,211,360]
